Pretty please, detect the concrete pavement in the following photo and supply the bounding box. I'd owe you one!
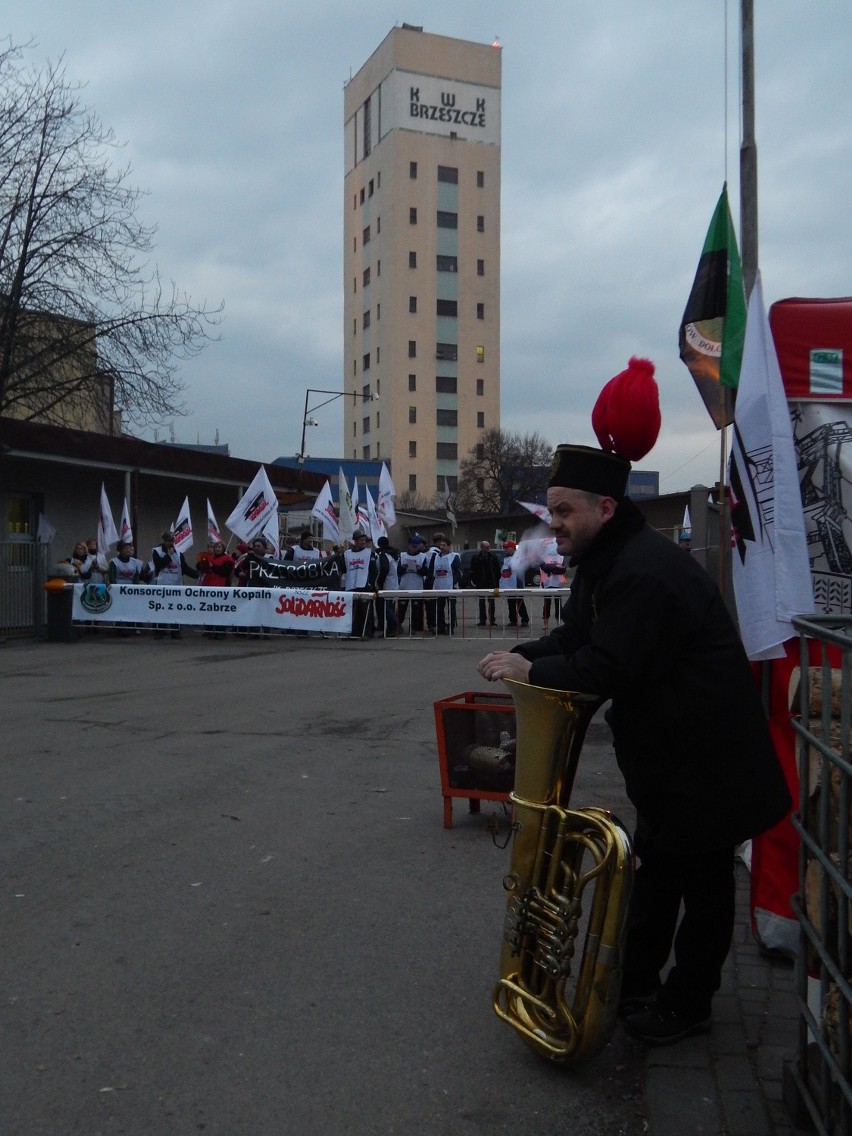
[1,629,807,1135]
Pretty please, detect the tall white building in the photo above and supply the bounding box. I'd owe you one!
[343,25,501,501]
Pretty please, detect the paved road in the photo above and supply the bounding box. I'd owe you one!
[2,630,646,1136]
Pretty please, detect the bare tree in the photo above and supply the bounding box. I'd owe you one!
[0,42,222,432]
[455,427,553,514]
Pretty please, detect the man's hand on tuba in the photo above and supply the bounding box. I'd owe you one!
[477,650,532,685]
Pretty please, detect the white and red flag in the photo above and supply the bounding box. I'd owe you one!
[311,481,340,543]
[226,467,278,544]
[172,497,193,555]
[120,498,133,544]
[207,499,222,544]
[97,483,119,562]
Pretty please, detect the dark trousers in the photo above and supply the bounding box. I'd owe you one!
[622,826,736,1018]
[477,596,496,624]
[542,595,562,621]
[507,597,529,626]
[351,589,375,638]
[435,595,456,632]
[397,596,424,632]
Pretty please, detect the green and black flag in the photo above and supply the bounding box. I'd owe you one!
[678,184,747,429]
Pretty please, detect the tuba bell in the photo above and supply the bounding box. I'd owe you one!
[493,678,633,1064]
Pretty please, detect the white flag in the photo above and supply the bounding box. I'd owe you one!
[226,466,279,543]
[729,273,814,660]
[36,513,57,544]
[173,496,193,554]
[378,463,397,526]
[207,499,222,544]
[98,483,119,562]
[350,477,360,520]
[337,467,356,543]
[365,486,386,545]
[263,508,280,557]
[120,498,133,544]
[311,481,340,543]
[517,500,552,525]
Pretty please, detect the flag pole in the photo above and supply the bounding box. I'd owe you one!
[740,0,758,303]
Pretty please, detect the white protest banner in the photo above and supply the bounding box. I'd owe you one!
[378,463,397,526]
[73,582,355,634]
[98,484,119,563]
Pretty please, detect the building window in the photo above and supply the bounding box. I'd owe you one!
[476,477,485,492]
[363,445,370,459]
[375,346,380,364]
[408,250,417,268]
[376,411,380,428]
[476,443,484,460]
[437,210,458,229]
[363,352,370,370]
[409,474,417,492]
[376,303,380,320]
[363,310,370,329]
[408,373,416,391]
[477,170,485,188]
[436,376,457,394]
[476,346,485,364]
[437,409,458,427]
[476,215,485,233]
[359,187,365,204]
[437,165,458,184]
[368,178,374,197]
[476,302,485,320]
[409,207,417,224]
[437,299,457,317]
[476,379,484,395]
[437,255,457,273]
[409,406,417,424]
[477,412,485,428]
[376,216,380,234]
[409,440,417,458]
[362,416,370,433]
[353,318,356,336]
[362,225,371,245]
[377,259,381,276]
[363,266,370,286]
[436,342,458,361]
[436,443,458,460]
[408,340,416,358]
[409,296,417,313]
[353,422,357,436]
[363,95,371,155]
[409,161,417,179]
[362,384,372,401]
[477,259,484,276]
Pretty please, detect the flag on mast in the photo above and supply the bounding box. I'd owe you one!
[516,500,552,525]
[365,486,386,545]
[337,468,356,542]
[172,497,193,554]
[729,273,813,660]
[678,184,747,429]
[263,508,280,557]
[36,514,57,544]
[119,499,133,544]
[207,499,222,544]
[311,481,340,543]
[225,467,278,543]
[97,484,119,562]
[377,463,397,526]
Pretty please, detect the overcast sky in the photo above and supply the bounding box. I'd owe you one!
[6,1,851,493]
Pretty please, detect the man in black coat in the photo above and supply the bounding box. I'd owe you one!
[468,540,501,626]
[478,442,791,1045]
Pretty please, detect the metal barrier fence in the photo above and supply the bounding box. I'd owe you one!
[788,615,852,1136]
[0,540,49,640]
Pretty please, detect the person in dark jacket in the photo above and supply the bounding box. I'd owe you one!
[468,540,501,626]
[478,441,791,1046]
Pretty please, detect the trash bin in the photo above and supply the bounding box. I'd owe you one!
[44,564,79,642]
[433,690,516,828]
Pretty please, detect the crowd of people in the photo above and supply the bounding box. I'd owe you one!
[66,526,568,640]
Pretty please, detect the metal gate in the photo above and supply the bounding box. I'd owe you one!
[0,540,49,639]
[788,615,852,1135]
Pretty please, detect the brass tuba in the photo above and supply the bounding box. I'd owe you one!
[493,679,633,1064]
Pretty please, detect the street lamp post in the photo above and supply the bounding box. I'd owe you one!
[297,387,377,471]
